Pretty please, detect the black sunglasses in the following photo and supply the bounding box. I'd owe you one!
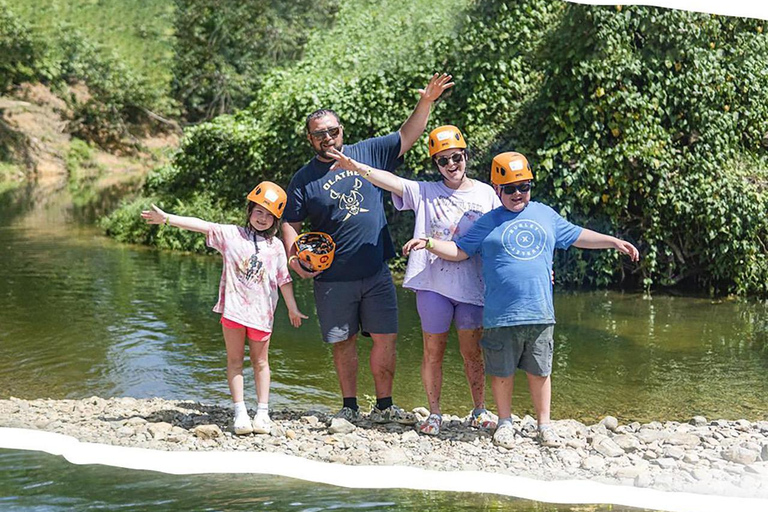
[309,126,342,140]
[434,152,464,168]
[501,182,533,194]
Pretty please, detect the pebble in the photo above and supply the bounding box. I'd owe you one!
[2,398,767,499]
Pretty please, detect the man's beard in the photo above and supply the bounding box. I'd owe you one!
[315,141,343,160]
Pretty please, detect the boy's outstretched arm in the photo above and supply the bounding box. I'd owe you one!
[141,204,211,234]
[279,282,308,328]
[573,229,640,261]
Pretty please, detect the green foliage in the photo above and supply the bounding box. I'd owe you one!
[1,2,175,150]
[515,5,768,295]
[5,0,175,98]
[0,3,39,90]
[104,0,768,296]
[171,0,340,122]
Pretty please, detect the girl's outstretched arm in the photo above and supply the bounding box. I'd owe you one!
[141,204,211,234]
[279,282,308,328]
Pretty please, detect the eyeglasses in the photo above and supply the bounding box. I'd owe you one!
[309,126,342,140]
[501,182,533,195]
[434,152,464,167]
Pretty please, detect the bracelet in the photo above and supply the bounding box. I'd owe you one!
[288,255,298,265]
[361,166,372,179]
[426,237,434,249]
[164,215,170,226]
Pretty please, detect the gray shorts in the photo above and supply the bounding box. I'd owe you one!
[313,263,398,343]
[480,324,554,377]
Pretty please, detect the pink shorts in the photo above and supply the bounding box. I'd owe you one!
[220,317,271,342]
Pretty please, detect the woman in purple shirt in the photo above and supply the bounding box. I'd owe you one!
[328,125,500,436]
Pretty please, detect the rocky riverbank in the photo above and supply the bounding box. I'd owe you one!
[2,397,767,500]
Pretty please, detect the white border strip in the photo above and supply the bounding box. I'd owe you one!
[566,1,768,21]
[2,428,767,512]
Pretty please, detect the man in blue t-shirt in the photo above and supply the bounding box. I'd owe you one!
[281,73,454,425]
[404,151,639,448]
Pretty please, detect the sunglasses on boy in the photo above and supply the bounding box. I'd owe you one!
[434,152,465,168]
[501,182,533,195]
[309,126,342,140]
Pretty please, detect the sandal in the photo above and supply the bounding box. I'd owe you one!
[470,408,498,429]
[419,413,442,436]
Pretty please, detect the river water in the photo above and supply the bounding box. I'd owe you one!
[1,187,766,510]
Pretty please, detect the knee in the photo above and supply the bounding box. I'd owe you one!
[253,355,269,371]
[422,346,444,365]
[227,357,244,372]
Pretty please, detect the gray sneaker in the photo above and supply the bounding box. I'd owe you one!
[333,406,360,423]
[369,404,417,425]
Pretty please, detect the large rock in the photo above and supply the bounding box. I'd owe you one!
[193,424,222,439]
[690,416,707,426]
[147,421,174,439]
[592,435,625,457]
[600,416,619,431]
[666,432,700,447]
[328,418,356,434]
[613,434,642,452]
[722,447,760,465]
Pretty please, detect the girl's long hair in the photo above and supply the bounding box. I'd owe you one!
[245,201,280,242]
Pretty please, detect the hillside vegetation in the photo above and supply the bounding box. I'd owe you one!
[2,0,766,296]
[103,0,768,296]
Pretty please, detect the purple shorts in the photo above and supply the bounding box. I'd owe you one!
[415,290,483,334]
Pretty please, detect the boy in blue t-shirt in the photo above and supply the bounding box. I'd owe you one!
[403,152,639,448]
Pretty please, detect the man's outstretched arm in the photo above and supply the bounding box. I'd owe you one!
[397,73,454,157]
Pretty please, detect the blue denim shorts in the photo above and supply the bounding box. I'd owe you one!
[480,324,554,377]
[313,263,398,343]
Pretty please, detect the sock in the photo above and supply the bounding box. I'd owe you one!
[498,417,513,428]
[234,401,249,423]
[256,403,269,418]
[376,396,393,411]
[343,397,358,411]
[472,407,487,417]
[538,423,552,431]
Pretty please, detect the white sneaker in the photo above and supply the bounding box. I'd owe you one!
[252,414,272,434]
[233,413,253,435]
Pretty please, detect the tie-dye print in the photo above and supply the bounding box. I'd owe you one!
[206,224,291,332]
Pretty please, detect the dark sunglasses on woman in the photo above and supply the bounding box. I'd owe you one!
[434,152,464,167]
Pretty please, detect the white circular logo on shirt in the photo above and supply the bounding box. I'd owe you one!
[502,219,547,260]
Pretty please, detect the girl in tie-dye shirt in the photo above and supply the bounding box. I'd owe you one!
[141,181,306,436]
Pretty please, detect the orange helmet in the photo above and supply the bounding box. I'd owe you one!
[491,152,534,185]
[428,125,467,157]
[294,232,336,272]
[247,181,287,219]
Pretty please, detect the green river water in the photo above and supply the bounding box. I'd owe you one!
[1,187,766,511]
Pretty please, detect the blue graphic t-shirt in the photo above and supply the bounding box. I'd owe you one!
[456,201,583,328]
[284,132,403,281]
